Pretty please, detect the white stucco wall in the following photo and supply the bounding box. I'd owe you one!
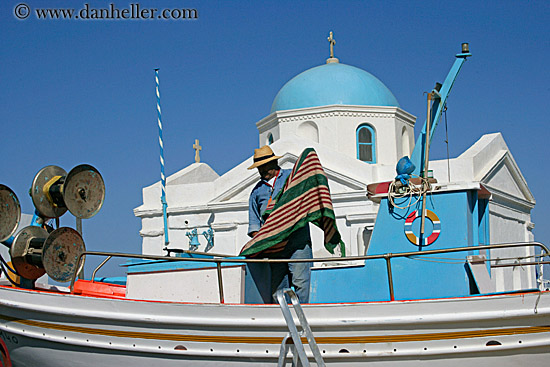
[257,105,415,166]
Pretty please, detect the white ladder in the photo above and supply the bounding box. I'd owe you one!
[276,288,325,367]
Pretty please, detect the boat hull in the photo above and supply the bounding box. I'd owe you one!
[0,285,549,366]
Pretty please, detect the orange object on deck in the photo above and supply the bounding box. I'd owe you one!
[72,279,126,299]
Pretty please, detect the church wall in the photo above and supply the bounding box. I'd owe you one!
[141,237,160,257]
[396,121,414,159]
[256,106,416,167]
[342,208,377,257]
[257,115,280,147]
[138,185,380,260]
[371,164,396,183]
[297,120,319,142]
[209,226,237,255]
[316,113,398,164]
[140,182,217,212]
[277,121,294,145]
[332,112,412,166]
[140,209,248,256]
[489,201,536,291]
[139,216,164,240]
[374,118,399,165]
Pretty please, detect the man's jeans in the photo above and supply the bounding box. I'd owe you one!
[270,243,312,303]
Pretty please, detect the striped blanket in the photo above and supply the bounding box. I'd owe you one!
[239,148,344,257]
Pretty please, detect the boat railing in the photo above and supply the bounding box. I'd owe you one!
[69,242,550,302]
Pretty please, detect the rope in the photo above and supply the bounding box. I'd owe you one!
[387,175,432,210]
[0,254,21,287]
[444,105,451,182]
[408,253,550,268]
[0,254,17,275]
[487,253,548,262]
[407,257,465,265]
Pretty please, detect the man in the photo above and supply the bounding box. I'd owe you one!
[247,145,312,303]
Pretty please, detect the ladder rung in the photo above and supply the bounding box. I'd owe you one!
[276,288,325,367]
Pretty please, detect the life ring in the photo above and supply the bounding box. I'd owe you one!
[404,209,441,246]
[0,339,12,367]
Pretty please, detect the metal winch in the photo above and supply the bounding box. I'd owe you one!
[0,164,105,284]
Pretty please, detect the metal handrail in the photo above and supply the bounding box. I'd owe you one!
[91,255,112,281]
[69,242,550,301]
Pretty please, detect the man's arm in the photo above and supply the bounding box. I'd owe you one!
[248,188,262,237]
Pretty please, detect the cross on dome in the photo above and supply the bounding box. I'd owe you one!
[328,31,335,58]
[326,31,339,64]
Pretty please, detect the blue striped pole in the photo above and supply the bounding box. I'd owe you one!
[155,68,169,246]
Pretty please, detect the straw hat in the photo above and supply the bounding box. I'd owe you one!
[247,145,282,170]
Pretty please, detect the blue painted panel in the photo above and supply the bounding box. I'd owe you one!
[361,190,484,300]
[310,259,390,303]
[467,190,478,247]
[369,191,473,254]
[391,257,470,300]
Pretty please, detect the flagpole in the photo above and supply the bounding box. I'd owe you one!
[155,68,169,247]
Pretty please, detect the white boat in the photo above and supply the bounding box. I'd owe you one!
[0,43,548,367]
[0,273,548,367]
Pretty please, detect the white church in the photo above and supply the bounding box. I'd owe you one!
[134,43,535,269]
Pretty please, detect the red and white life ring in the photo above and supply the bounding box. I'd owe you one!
[0,339,12,367]
[404,209,441,246]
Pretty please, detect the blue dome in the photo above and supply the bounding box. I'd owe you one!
[271,62,399,113]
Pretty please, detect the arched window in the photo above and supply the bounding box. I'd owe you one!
[267,133,274,145]
[356,124,376,163]
[297,121,319,143]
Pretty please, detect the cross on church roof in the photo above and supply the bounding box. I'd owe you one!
[326,31,339,64]
[328,31,336,58]
[193,139,202,163]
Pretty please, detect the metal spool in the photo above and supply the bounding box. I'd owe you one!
[42,227,85,282]
[64,164,105,219]
[10,226,48,280]
[31,165,68,219]
[0,184,21,243]
[31,164,105,220]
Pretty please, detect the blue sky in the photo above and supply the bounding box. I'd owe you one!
[1,0,549,277]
